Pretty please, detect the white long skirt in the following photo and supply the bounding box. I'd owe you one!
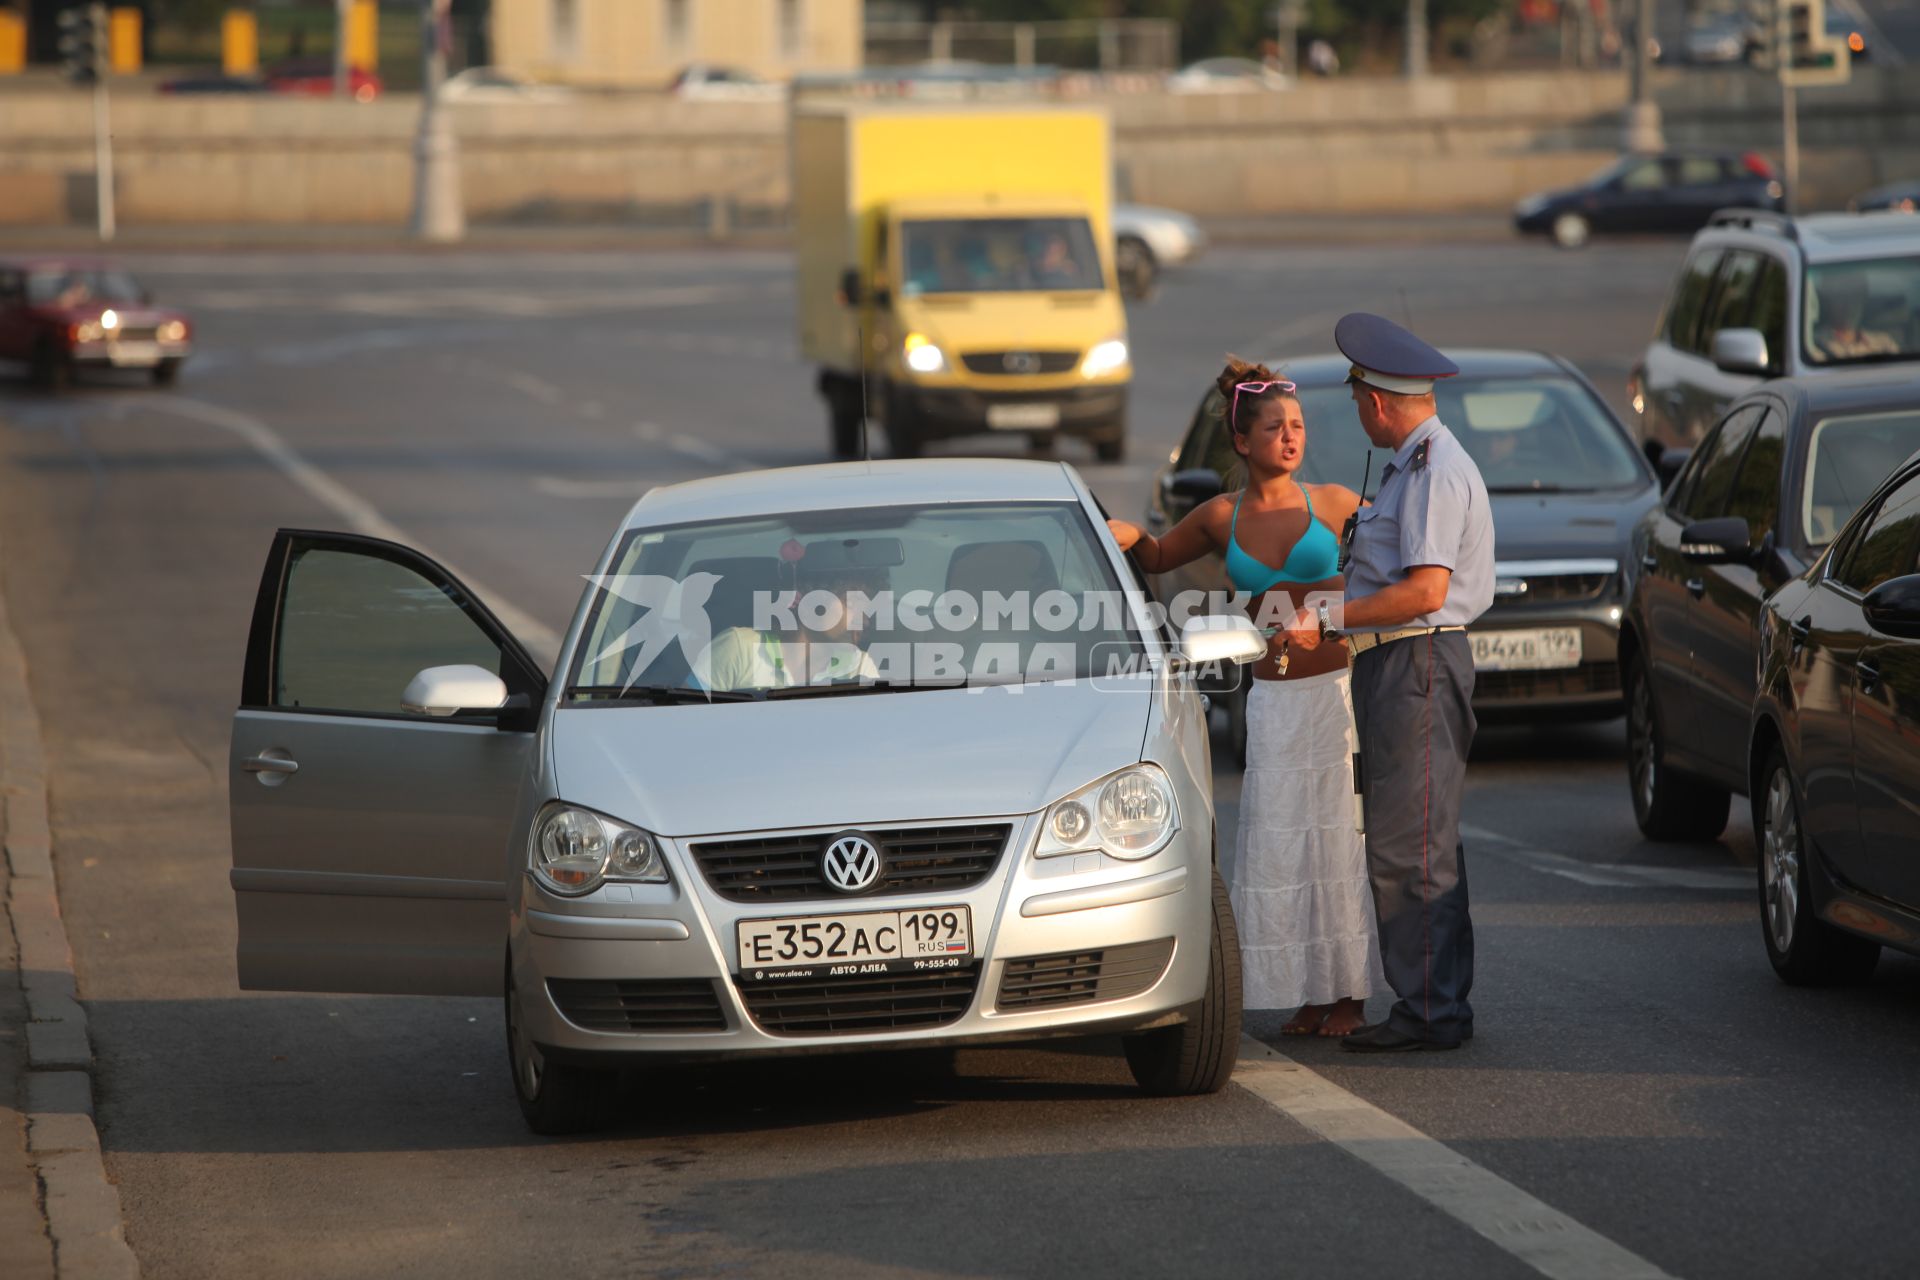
[1230,670,1385,1010]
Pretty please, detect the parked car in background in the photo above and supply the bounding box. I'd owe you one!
[1683,16,1750,64]
[0,259,192,390]
[1147,350,1658,762]
[1513,151,1784,249]
[1850,180,1919,214]
[1750,447,1920,985]
[1619,370,1920,841]
[441,67,573,105]
[1167,57,1288,93]
[262,59,382,101]
[1112,204,1207,301]
[670,63,785,102]
[1631,210,1920,448]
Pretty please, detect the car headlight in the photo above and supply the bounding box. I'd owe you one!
[1082,338,1129,378]
[903,332,947,374]
[528,802,668,897]
[1036,763,1178,860]
[157,319,188,343]
[72,321,104,343]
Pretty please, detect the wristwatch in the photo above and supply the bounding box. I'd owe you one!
[1316,600,1335,639]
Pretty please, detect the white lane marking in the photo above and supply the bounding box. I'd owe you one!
[504,370,569,406]
[1233,1037,1678,1280]
[1463,825,1750,891]
[148,395,563,659]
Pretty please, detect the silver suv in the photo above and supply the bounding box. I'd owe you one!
[1630,210,1920,450]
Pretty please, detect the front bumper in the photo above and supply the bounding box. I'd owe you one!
[1468,598,1624,721]
[70,338,191,369]
[894,383,1127,443]
[510,813,1212,1062]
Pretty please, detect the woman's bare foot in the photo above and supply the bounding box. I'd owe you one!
[1281,1003,1330,1035]
[1317,998,1368,1037]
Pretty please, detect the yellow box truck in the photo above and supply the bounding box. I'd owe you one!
[793,103,1131,460]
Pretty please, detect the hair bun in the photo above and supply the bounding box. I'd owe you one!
[1214,353,1278,401]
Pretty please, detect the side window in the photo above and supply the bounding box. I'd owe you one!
[1176,391,1226,475]
[275,547,509,714]
[1665,248,1724,354]
[1677,156,1724,187]
[1701,251,1761,342]
[1681,405,1762,520]
[1747,257,1788,374]
[1836,473,1920,595]
[1620,159,1667,191]
[1724,405,1787,549]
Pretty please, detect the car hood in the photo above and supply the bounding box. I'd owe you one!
[1491,487,1658,564]
[548,679,1154,837]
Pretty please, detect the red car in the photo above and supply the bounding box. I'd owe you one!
[263,58,383,101]
[0,258,193,390]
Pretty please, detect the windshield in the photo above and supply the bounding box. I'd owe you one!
[1263,374,1647,494]
[900,217,1103,295]
[566,502,1145,699]
[1803,257,1920,367]
[26,268,145,307]
[1802,411,1920,544]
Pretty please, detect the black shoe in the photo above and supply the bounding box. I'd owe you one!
[1341,1021,1462,1053]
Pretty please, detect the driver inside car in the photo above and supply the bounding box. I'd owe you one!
[699,548,884,692]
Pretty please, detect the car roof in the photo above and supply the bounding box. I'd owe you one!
[623,459,1085,529]
[1698,211,1920,261]
[1748,366,1920,417]
[2,257,113,271]
[1254,349,1569,387]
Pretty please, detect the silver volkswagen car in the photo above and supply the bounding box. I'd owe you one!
[229,460,1252,1133]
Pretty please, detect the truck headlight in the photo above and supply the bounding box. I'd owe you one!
[157,319,188,343]
[1081,338,1129,378]
[903,332,947,374]
[529,803,668,897]
[1035,763,1178,861]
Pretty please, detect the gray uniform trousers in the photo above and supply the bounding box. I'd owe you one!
[1350,630,1476,1043]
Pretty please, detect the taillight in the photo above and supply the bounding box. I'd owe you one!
[1742,152,1776,179]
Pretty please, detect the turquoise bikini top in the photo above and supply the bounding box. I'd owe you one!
[1225,486,1341,595]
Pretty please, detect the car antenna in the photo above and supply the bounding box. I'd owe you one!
[853,274,873,470]
[1339,452,1372,573]
[1398,287,1415,330]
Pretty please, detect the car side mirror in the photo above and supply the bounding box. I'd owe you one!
[1179,614,1266,668]
[1680,516,1752,565]
[1862,574,1920,638]
[1161,468,1224,504]
[1710,327,1770,375]
[401,664,509,717]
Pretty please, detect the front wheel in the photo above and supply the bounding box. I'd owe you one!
[30,342,71,391]
[1116,235,1156,300]
[1123,869,1242,1096]
[883,383,922,459]
[1552,212,1591,249]
[1094,433,1126,464]
[151,358,183,387]
[506,956,615,1134]
[1624,650,1729,841]
[1756,750,1880,986]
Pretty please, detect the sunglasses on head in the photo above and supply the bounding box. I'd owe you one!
[1230,378,1297,429]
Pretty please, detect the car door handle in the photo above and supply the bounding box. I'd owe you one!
[1685,578,1705,599]
[1788,616,1811,648]
[242,753,299,776]
[1641,553,1659,571]
[1857,660,1881,695]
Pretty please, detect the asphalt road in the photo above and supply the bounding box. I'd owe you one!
[3,241,1918,1280]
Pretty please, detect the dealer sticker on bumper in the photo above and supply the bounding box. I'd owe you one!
[1471,627,1583,672]
[736,906,972,980]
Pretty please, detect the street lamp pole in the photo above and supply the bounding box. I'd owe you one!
[410,0,464,242]
[1623,0,1666,151]
[1405,0,1429,78]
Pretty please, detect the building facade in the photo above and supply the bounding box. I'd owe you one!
[491,0,862,86]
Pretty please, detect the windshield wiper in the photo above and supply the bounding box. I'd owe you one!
[1487,483,1586,494]
[758,679,942,699]
[566,684,759,703]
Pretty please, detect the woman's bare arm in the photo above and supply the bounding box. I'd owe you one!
[1107,495,1229,574]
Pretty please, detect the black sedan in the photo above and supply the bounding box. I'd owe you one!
[1849,179,1920,214]
[1749,447,1920,984]
[1145,350,1659,762]
[1513,151,1784,249]
[1620,369,1920,840]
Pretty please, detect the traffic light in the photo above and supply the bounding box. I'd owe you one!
[1776,0,1850,85]
[57,3,106,85]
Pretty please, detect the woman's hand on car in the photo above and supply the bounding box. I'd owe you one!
[1107,519,1144,552]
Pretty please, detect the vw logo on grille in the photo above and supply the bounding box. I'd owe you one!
[821,833,883,893]
[1002,351,1041,374]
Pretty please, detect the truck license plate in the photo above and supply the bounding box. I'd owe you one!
[736,906,973,979]
[986,403,1060,430]
[1471,628,1583,671]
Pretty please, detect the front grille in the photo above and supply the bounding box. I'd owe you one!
[689,823,1012,902]
[736,964,981,1036]
[1498,573,1611,604]
[114,326,160,343]
[996,939,1176,1012]
[960,350,1080,375]
[1475,660,1621,701]
[547,978,727,1033]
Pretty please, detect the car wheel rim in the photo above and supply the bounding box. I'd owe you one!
[1554,215,1587,247]
[1629,669,1656,814]
[508,982,543,1099]
[1761,766,1800,954]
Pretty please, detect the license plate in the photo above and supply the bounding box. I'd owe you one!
[108,343,161,367]
[736,905,973,979]
[1471,627,1583,671]
[986,403,1060,430]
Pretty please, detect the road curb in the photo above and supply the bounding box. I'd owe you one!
[0,543,142,1278]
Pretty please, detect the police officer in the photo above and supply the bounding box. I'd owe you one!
[1285,313,1494,1052]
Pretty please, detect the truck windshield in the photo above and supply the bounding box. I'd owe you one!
[1803,256,1920,367]
[900,217,1104,295]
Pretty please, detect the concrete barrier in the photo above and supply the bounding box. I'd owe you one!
[1,68,1915,227]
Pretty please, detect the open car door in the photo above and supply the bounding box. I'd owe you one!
[230,530,548,995]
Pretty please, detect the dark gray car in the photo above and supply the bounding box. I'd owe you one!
[1146,351,1660,762]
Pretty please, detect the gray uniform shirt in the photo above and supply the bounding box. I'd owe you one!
[1344,416,1495,631]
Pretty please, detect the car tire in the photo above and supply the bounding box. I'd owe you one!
[1225,680,1249,771]
[827,383,862,460]
[152,359,182,388]
[1094,434,1127,464]
[506,955,615,1135]
[1551,212,1591,249]
[884,383,922,459]
[1625,651,1730,841]
[30,341,70,392]
[1755,748,1880,986]
[1122,869,1242,1097]
[1026,432,1056,457]
[1117,235,1157,301]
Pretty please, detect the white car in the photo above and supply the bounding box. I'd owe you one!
[440,67,574,105]
[670,63,786,103]
[1113,204,1208,300]
[1167,57,1289,94]
[228,459,1253,1133]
